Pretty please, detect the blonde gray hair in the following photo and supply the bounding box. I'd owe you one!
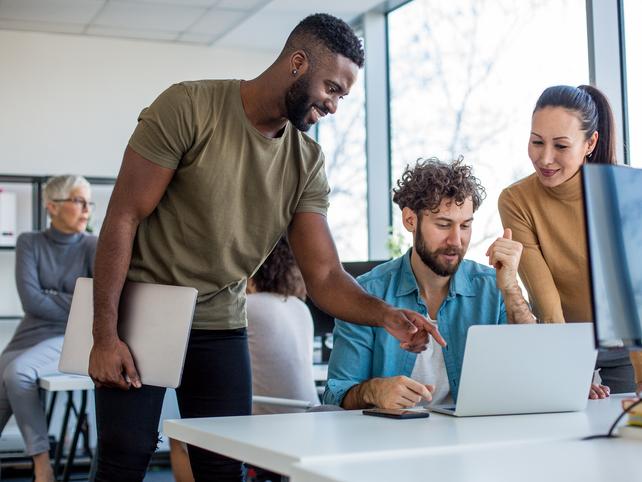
[42,175,91,206]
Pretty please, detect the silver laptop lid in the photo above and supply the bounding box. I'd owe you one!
[452,324,597,416]
[59,277,197,388]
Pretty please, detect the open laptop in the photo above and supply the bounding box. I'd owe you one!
[59,277,197,388]
[431,323,597,417]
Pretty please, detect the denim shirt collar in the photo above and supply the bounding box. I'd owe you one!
[395,249,476,299]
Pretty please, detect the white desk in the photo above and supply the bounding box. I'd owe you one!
[164,395,626,479]
[289,437,641,482]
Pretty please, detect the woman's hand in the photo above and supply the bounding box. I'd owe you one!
[589,383,610,400]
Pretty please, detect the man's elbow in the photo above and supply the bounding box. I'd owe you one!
[303,268,333,298]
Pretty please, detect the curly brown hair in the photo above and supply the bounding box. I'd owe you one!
[392,157,486,213]
[252,237,306,301]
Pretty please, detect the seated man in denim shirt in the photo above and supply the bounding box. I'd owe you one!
[324,159,535,409]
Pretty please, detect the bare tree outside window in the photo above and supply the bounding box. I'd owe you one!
[389,0,589,261]
[317,62,368,261]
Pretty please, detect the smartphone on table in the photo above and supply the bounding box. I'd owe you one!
[362,408,430,419]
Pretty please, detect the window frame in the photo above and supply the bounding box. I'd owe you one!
[347,0,630,260]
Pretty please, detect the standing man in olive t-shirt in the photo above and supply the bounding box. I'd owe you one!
[88,13,445,482]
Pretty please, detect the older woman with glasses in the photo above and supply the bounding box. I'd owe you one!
[0,175,97,482]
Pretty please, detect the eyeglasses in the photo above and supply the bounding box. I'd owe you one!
[52,197,96,210]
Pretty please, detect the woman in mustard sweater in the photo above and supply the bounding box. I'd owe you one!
[498,85,641,397]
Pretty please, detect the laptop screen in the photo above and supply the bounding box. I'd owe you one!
[582,164,642,349]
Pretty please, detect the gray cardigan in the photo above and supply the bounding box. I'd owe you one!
[4,227,97,353]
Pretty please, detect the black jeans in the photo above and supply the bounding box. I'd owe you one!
[94,328,252,482]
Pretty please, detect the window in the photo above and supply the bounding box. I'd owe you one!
[388,0,589,261]
[624,0,641,167]
[317,60,368,261]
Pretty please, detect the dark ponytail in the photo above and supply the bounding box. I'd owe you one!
[534,84,617,165]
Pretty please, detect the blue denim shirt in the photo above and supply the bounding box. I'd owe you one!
[323,250,507,406]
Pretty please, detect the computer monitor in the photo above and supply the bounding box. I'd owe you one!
[582,164,642,350]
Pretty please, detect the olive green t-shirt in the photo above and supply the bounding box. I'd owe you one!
[127,79,330,330]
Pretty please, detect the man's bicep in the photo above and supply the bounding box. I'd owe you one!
[288,212,340,282]
[295,155,330,215]
[107,146,175,223]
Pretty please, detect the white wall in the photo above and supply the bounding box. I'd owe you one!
[0,29,274,320]
[0,29,275,177]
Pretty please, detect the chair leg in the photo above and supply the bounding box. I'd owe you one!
[52,391,73,478]
[46,391,58,428]
[61,391,88,482]
[81,411,91,458]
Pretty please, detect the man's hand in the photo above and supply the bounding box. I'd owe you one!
[589,383,610,400]
[88,338,142,390]
[486,228,523,292]
[364,376,435,409]
[382,308,446,352]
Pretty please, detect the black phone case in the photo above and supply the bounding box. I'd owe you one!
[362,409,430,419]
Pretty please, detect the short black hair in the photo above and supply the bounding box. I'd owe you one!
[283,13,364,68]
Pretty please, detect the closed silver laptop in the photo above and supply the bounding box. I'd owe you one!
[431,323,597,417]
[59,277,197,388]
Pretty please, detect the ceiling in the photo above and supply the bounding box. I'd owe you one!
[0,0,389,49]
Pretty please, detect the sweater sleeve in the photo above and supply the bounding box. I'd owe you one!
[498,188,564,323]
[15,234,71,322]
[50,292,73,313]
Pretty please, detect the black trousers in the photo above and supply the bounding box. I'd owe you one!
[597,357,636,394]
[94,328,252,482]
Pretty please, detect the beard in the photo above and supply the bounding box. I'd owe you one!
[285,74,327,132]
[415,227,464,277]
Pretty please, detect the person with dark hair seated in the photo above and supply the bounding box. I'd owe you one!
[170,237,317,482]
[247,237,319,482]
[247,236,319,415]
[325,159,535,410]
